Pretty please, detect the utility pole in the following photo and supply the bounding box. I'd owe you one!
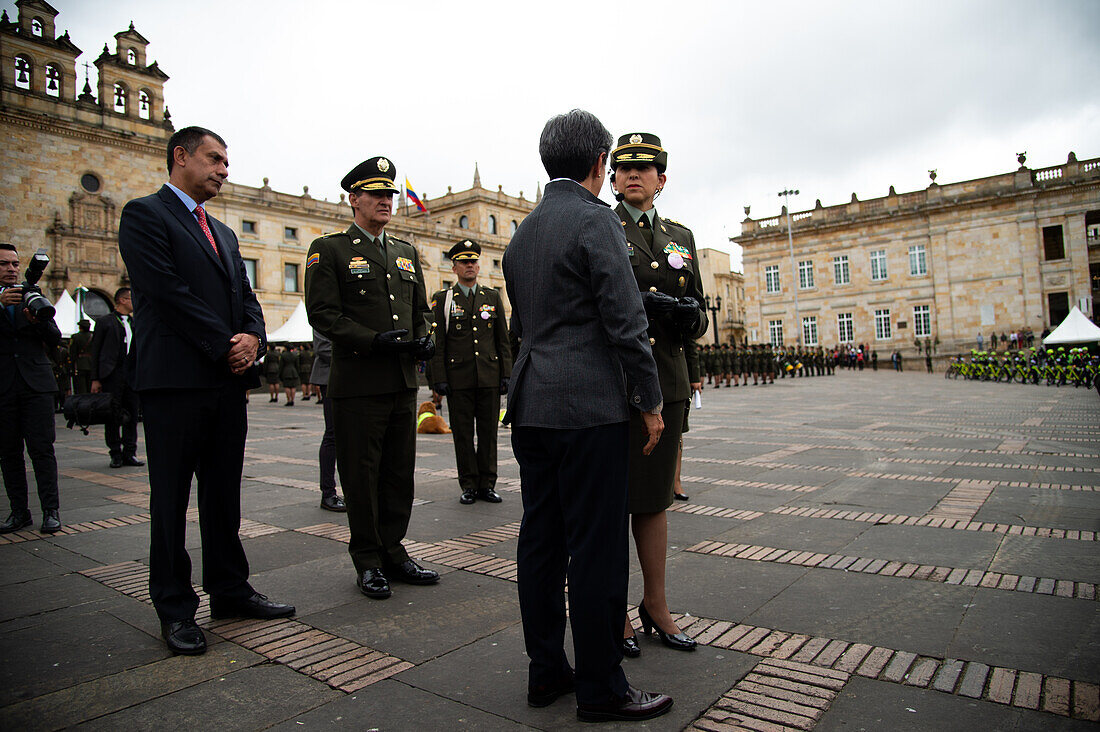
[779,188,800,346]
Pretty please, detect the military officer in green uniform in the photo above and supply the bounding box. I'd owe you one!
[69,319,93,394]
[304,156,439,600]
[428,239,512,505]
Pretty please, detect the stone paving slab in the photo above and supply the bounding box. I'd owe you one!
[2,371,1097,729]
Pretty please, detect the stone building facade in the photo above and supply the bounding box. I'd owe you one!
[0,1,534,329]
[734,155,1100,354]
[695,247,746,346]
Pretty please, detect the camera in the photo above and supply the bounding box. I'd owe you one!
[20,249,55,320]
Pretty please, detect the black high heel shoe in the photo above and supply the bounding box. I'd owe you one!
[622,634,641,658]
[638,602,696,651]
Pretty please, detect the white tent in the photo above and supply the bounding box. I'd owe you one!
[53,290,84,337]
[266,299,313,343]
[1043,306,1100,345]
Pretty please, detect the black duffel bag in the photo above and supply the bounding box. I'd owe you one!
[63,393,131,435]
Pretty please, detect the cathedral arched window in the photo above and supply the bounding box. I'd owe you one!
[459,215,469,229]
[138,89,151,119]
[127,48,137,65]
[31,18,43,37]
[14,55,32,90]
[45,64,61,98]
[113,83,127,114]
[489,215,497,235]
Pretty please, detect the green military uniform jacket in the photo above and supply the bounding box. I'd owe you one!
[304,225,432,398]
[616,203,708,403]
[427,284,512,390]
[69,329,93,371]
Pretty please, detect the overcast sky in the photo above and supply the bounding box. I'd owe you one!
[18,0,1100,271]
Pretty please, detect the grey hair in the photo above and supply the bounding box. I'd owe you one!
[538,109,612,182]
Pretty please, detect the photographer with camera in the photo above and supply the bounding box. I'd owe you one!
[0,243,62,534]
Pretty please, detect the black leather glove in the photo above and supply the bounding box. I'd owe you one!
[433,382,450,396]
[373,329,414,353]
[641,291,678,319]
[500,378,509,395]
[673,297,701,331]
[413,335,435,361]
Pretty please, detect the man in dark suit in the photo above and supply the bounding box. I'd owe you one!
[502,110,672,723]
[428,239,512,505]
[0,243,62,534]
[118,126,294,656]
[90,287,143,469]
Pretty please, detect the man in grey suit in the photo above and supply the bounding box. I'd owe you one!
[503,110,672,723]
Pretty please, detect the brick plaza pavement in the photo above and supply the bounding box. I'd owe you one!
[1,370,1097,730]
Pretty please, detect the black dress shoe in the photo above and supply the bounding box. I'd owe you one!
[209,592,295,620]
[0,511,32,534]
[576,685,673,722]
[459,491,476,505]
[528,670,575,707]
[673,491,689,501]
[109,456,124,469]
[162,619,206,655]
[385,559,439,585]
[320,494,347,512]
[357,568,391,599]
[622,634,641,658]
[476,489,503,503]
[638,602,696,651]
[122,456,144,467]
[40,510,61,534]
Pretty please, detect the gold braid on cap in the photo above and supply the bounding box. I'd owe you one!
[612,141,665,155]
[351,177,397,191]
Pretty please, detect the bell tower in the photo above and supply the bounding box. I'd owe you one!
[94,21,168,128]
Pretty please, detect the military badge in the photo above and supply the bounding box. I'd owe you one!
[395,256,415,272]
[306,252,320,268]
[347,256,370,276]
[678,276,686,287]
[662,242,692,260]
[626,244,634,256]
[630,134,642,144]
[377,158,390,172]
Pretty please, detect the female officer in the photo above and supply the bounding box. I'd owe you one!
[610,133,708,656]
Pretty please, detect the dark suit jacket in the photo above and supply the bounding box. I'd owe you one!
[502,180,661,428]
[117,185,265,391]
[0,302,61,393]
[89,310,128,383]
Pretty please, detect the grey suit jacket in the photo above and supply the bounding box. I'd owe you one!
[502,179,661,428]
[310,330,331,386]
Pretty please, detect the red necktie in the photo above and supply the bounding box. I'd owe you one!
[194,206,220,256]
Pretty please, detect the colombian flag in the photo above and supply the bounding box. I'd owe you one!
[405,178,428,213]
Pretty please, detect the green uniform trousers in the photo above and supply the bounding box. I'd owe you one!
[446,386,501,495]
[332,390,416,572]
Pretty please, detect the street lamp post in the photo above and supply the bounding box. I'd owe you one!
[779,188,800,346]
[704,294,723,345]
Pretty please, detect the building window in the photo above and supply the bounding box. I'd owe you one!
[1047,292,1069,328]
[870,249,888,281]
[113,83,127,114]
[31,17,43,36]
[489,215,497,235]
[459,215,469,229]
[138,89,151,119]
[1042,225,1065,261]
[768,319,784,347]
[510,220,518,235]
[242,220,257,235]
[243,259,258,288]
[440,250,451,266]
[798,260,814,289]
[913,305,931,337]
[284,226,297,240]
[833,255,850,285]
[837,313,854,343]
[492,258,501,270]
[14,55,32,90]
[874,308,892,340]
[802,316,818,346]
[442,280,453,290]
[127,48,137,65]
[45,64,61,97]
[284,263,299,292]
[80,173,101,193]
[765,265,780,294]
[908,244,927,276]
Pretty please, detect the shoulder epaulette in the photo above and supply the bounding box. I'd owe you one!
[662,217,689,229]
[387,235,411,246]
[320,230,346,238]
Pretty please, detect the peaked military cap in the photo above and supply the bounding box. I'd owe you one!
[341,156,401,193]
[611,132,667,172]
[447,238,481,261]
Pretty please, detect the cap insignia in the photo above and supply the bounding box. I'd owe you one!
[377,158,390,172]
[629,134,642,144]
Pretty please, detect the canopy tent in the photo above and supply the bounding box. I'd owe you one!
[266,299,313,343]
[53,290,84,338]
[1043,306,1100,345]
